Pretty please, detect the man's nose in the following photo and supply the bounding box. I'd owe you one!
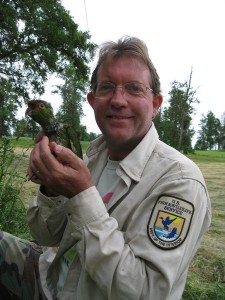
[110,86,127,107]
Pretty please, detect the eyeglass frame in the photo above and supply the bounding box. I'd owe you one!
[92,81,155,100]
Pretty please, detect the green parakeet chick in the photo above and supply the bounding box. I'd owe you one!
[25,100,83,159]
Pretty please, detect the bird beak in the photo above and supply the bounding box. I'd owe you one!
[25,107,32,117]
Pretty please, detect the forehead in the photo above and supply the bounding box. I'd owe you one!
[97,56,151,83]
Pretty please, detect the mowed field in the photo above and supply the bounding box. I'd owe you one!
[183,152,225,299]
[12,139,225,299]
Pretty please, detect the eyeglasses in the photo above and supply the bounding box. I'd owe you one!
[94,81,154,100]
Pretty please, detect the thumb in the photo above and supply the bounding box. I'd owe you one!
[34,131,45,143]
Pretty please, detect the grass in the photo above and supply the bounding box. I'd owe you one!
[4,137,91,154]
[182,152,225,299]
[8,136,34,148]
[187,150,225,163]
[2,137,225,298]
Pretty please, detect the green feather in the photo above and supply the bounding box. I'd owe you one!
[25,100,83,159]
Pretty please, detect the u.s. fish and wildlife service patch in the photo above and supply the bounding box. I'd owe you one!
[148,195,194,250]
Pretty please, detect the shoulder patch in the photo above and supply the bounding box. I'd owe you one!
[147,195,194,250]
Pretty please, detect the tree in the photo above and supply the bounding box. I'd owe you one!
[195,111,222,150]
[54,64,101,142]
[204,111,220,150]
[0,0,96,136]
[195,114,208,150]
[54,65,87,141]
[220,112,225,150]
[214,117,222,150]
[14,117,40,139]
[153,106,164,139]
[155,70,198,153]
[0,78,18,136]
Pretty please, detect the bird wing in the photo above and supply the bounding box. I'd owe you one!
[60,125,83,159]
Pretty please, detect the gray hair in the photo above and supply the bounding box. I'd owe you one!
[90,36,161,95]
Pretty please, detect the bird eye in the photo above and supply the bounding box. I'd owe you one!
[40,103,45,109]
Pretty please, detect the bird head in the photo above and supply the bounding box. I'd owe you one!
[25,100,55,127]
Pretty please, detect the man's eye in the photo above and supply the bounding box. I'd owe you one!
[101,85,111,90]
[127,84,143,93]
[98,84,114,93]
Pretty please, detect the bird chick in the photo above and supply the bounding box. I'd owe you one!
[25,100,83,159]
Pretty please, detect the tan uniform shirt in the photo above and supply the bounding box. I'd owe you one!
[27,124,211,300]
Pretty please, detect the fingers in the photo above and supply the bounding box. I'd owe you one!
[50,142,83,166]
[27,170,42,184]
[29,136,50,171]
[34,131,45,143]
[28,136,55,185]
[28,136,93,197]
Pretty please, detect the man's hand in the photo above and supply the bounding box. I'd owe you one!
[28,136,93,198]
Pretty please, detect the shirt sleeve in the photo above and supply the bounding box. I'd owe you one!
[27,190,69,246]
[27,187,108,246]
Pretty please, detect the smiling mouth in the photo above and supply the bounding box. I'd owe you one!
[108,116,131,119]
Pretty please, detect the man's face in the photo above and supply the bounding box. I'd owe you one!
[87,56,162,159]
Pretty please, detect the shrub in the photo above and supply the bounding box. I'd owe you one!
[0,138,29,238]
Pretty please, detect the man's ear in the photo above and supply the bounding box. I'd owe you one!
[153,94,163,118]
[87,92,95,108]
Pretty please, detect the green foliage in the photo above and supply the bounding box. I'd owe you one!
[54,65,101,148]
[0,138,29,237]
[155,70,198,154]
[0,0,96,98]
[14,117,40,139]
[0,78,19,137]
[0,0,96,137]
[55,67,85,132]
[195,111,225,150]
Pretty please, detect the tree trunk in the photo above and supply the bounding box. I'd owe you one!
[0,119,4,138]
[178,69,193,151]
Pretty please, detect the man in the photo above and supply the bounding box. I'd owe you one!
[0,36,211,299]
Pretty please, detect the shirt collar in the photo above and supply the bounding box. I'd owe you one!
[119,123,159,182]
[86,123,159,182]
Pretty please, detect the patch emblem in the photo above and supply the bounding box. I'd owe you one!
[148,195,194,250]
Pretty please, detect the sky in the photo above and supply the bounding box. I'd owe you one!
[42,0,225,137]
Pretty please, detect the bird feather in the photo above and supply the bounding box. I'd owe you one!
[25,100,83,159]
